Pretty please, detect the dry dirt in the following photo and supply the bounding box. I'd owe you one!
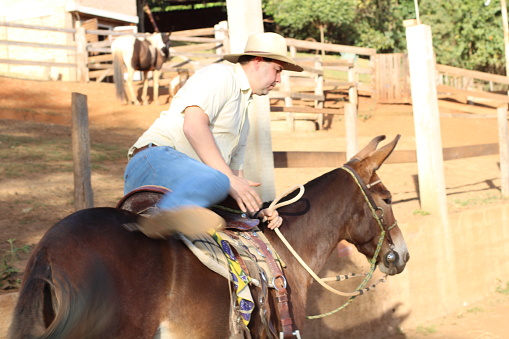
[0,75,508,338]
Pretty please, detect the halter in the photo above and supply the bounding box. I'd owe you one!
[270,165,399,320]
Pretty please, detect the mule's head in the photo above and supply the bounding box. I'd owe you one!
[343,135,409,275]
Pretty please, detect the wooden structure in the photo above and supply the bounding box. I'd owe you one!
[0,0,137,81]
[71,92,94,210]
[374,53,411,104]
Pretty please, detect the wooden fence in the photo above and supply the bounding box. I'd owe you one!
[0,21,507,197]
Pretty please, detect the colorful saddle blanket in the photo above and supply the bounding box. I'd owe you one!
[178,228,284,326]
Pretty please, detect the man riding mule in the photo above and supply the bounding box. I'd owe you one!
[8,134,409,339]
[124,32,303,236]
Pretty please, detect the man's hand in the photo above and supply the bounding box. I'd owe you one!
[257,208,283,230]
[228,175,262,214]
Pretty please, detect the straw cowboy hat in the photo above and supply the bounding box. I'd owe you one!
[224,32,303,72]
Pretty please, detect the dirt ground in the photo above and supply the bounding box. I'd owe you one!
[0,75,508,338]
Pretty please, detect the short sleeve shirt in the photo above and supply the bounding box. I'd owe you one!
[129,63,253,170]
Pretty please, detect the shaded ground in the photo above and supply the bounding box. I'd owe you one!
[0,75,508,338]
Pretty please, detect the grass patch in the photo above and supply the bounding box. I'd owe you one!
[466,306,484,314]
[1,239,31,290]
[412,209,431,216]
[452,193,505,208]
[0,133,125,179]
[496,280,509,295]
[416,324,437,335]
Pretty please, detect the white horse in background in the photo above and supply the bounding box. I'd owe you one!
[112,33,171,105]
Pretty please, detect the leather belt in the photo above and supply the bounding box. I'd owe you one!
[131,144,157,158]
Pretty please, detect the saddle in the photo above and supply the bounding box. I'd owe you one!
[116,185,260,231]
[117,186,286,337]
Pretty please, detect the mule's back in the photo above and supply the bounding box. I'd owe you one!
[8,207,233,339]
[9,208,168,338]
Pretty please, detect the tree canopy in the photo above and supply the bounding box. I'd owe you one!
[142,0,509,74]
[263,0,508,74]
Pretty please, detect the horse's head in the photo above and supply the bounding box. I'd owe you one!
[151,32,171,58]
[343,135,409,275]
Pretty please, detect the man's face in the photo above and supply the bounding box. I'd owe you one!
[251,58,284,96]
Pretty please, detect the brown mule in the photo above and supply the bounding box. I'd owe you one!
[8,135,409,339]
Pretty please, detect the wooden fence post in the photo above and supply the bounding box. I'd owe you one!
[344,103,358,160]
[406,23,448,220]
[72,92,94,210]
[498,104,509,197]
[282,71,295,131]
[314,58,324,129]
[226,0,276,201]
[346,63,359,158]
[406,22,459,310]
[75,26,88,82]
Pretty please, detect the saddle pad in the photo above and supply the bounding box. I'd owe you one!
[184,228,284,288]
[179,230,256,325]
[178,228,285,325]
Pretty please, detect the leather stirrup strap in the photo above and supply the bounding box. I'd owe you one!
[246,232,297,338]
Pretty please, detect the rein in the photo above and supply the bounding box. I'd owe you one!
[267,165,397,319]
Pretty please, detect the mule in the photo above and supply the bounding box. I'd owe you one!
[112,33,171,105]
[8,135,409,339]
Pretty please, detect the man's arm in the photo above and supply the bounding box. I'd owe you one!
[183,106,262,213]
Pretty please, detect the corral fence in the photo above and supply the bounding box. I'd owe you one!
[0,21,508,197]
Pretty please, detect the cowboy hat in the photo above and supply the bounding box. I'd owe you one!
[224,32,303,72]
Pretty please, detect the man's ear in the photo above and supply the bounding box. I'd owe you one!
[252,56,264,69]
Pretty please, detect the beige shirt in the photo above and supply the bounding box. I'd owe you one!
[129,63,253,170]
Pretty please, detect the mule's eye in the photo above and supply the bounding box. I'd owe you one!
[381,191,392,205]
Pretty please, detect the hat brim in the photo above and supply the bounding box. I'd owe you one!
[223,53,303,72]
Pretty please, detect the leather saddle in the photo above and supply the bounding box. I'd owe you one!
[116,185,260,231]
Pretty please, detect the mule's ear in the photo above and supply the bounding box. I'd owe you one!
[363,134,401,173]
[346,135,386,164]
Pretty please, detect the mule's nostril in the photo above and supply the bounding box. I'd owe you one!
[384,251,399,267]
[405,252,410,262]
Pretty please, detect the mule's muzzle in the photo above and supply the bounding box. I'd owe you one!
[382,249,409,275]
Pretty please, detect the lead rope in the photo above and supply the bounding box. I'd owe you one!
[266,166,394,319]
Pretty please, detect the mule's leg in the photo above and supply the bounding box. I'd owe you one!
[141,70,150,105]
[126,68,141,105]
[152,69,162,105]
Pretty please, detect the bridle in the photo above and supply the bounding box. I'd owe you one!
[268,164,399,322]
[341,165,398,248]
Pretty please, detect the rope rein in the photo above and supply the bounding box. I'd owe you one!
[265,166,395,319]
[214,165,395,320]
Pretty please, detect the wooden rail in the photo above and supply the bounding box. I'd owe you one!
[273,143,499,168]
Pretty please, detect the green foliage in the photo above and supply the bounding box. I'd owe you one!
[419,0,506,73]
[342,0,415,51]
[264,0,507,73]
[265,0,356,29]
[264,0,356,41]
[1,239,31,290]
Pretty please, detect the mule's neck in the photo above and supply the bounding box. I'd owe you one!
[266,169,355,283]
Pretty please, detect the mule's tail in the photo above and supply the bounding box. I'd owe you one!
[8,249,115,339]
[112,48,127,103]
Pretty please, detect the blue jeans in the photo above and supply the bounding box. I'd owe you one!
[124,146,230,210]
